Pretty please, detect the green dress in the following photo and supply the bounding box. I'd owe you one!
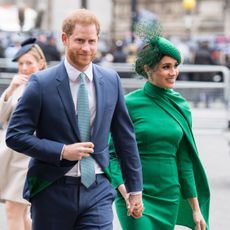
[108,81,210,230]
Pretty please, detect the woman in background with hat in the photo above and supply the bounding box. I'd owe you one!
[109,23,210,229]
[0,37,47,230]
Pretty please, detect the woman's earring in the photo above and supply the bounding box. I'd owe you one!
[147,71,151,78]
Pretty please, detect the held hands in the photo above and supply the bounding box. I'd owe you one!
[62,142,94,161]
[118,184,144,219]
[192,210,206,230]
[128,193,144,218]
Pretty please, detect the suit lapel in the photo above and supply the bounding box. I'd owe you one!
[55,63,80,138]
[91,66,104,142]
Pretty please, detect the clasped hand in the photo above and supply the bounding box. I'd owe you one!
[126,193,144,219]
[118,184,144,218]
[62,142,94,161]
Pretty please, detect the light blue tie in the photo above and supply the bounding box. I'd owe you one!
[77,72,95,188]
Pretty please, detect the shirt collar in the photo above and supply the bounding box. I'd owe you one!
[64,58,93,82]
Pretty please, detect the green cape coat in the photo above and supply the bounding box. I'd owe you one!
[108,81,210,229]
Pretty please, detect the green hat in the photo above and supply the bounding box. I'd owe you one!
[135,22,181,78]
[156,37,181,64]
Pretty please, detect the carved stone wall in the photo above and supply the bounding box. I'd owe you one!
[111,0,228,40]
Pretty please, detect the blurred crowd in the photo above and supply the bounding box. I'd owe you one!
[1,30,230,71]
[0,30,62,65]
[96,34,230,68]
[0,30,229,111]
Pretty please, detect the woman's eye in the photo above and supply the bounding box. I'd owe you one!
[162,65,169,69]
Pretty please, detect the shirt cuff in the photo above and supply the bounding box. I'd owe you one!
[60,144,65,160]
[129,191,142,195]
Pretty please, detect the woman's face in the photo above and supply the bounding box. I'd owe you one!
[148,56,179,89]
[17,53,41,76]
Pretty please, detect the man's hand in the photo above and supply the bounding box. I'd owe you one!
[62,142,94,161]
[127,193,144,219]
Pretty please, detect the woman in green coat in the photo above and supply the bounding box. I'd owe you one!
[108,24,210,230]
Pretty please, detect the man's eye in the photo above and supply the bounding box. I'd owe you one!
[76,39,84,43]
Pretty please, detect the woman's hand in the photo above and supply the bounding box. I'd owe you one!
[118,184,130,207]
[10,74,29,89]
[188,197,206,230]
[4,74,29,101]
[193,210,206,230]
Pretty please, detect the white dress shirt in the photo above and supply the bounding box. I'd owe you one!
[64,58,103,176]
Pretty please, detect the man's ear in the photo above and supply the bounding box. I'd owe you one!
[61,33,68,45]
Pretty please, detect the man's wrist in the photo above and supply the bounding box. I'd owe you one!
[60,144,65,160]
[129,191,142,195]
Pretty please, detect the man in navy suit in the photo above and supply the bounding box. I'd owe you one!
[6,8,143,230]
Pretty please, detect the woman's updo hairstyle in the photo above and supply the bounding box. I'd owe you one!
[135,22,182,79]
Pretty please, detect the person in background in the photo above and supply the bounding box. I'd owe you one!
[0,40,5,72]
[112,40,127,63]
[46,34,62,62]
[225,54,230,69]
[193,41,219,108]
[36,33,61,63]
[109,23,210,230]
[4,38,21,73]
[193,41,216,82]
[0,37,47,230]
[0,40,5,58]
[194,41,215,66]
[5,8,143,230]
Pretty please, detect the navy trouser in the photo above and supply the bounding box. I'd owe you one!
[31,174,116,230]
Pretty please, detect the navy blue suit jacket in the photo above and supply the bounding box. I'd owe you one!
[6,61,142,200]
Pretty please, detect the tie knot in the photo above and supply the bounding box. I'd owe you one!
[79,72,86,80]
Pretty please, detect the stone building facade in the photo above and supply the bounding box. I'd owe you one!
[112,0,230,40]
[0,0,230,40]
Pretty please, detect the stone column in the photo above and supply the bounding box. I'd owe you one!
[224,0,230,36]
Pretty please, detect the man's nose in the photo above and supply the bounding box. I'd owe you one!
[81,42,90,51]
